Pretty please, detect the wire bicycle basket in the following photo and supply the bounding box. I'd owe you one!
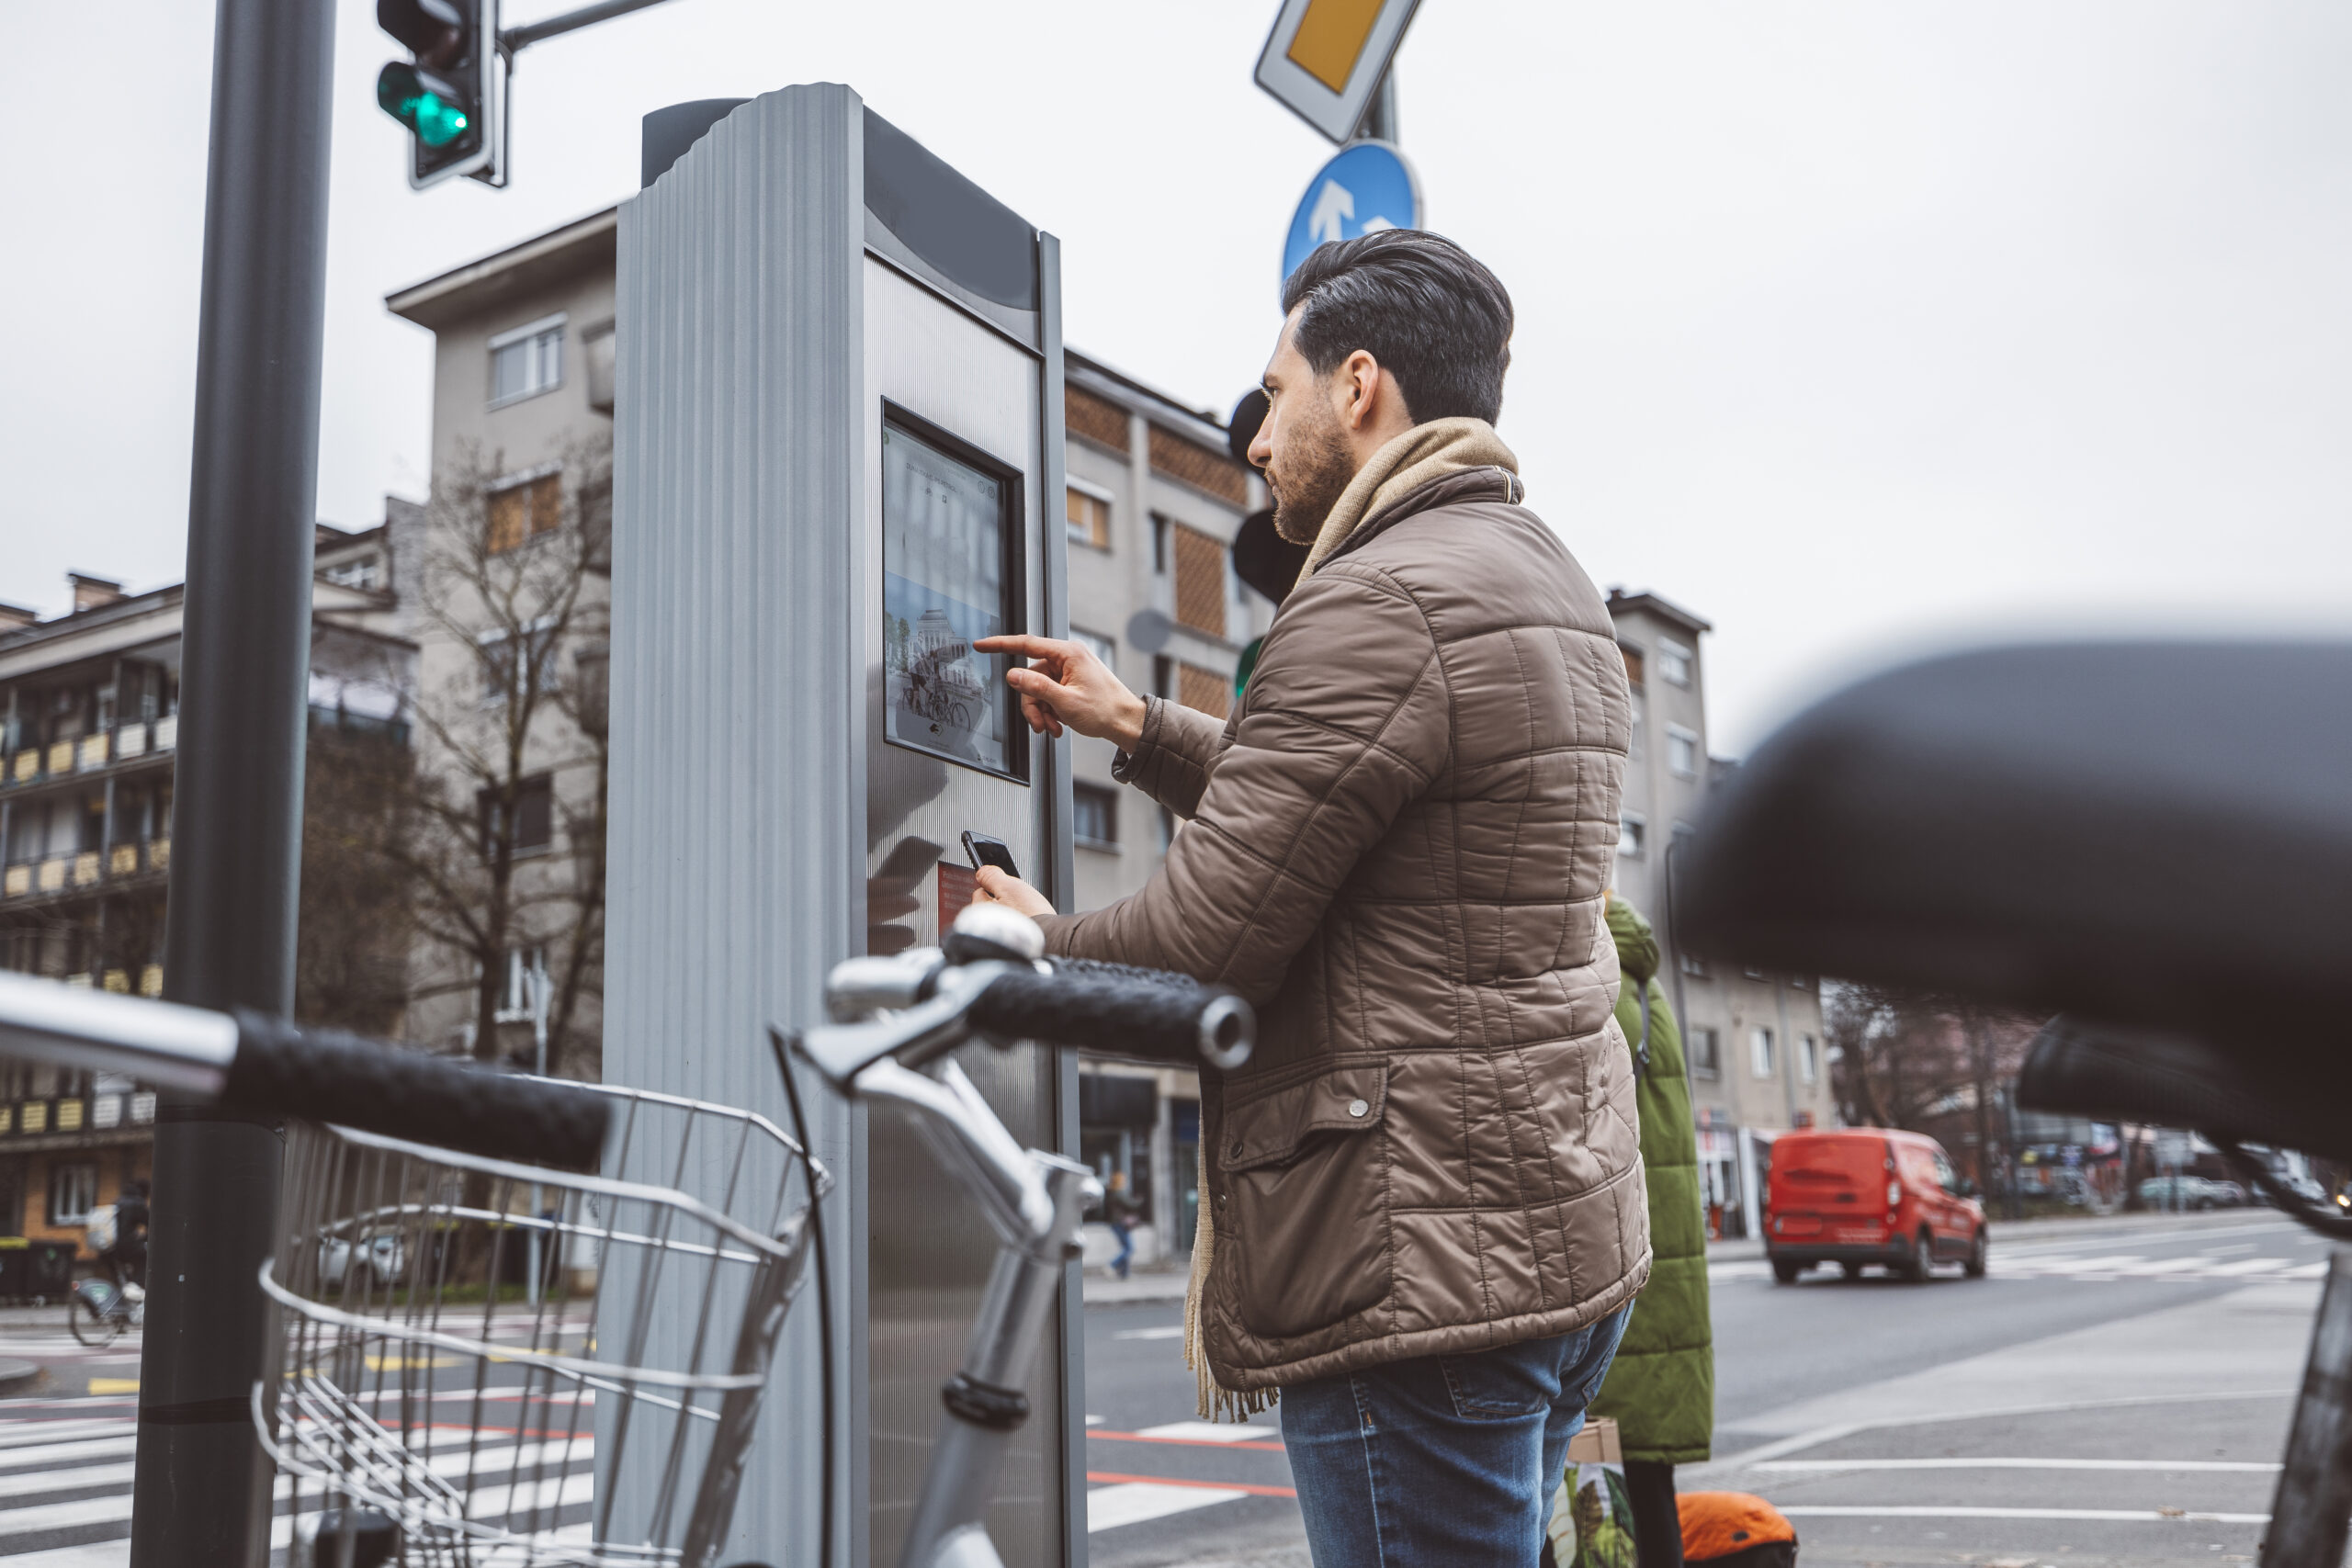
[257,1080,826,1567]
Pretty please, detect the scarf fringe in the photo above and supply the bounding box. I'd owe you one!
[1183,1140,1277,1422]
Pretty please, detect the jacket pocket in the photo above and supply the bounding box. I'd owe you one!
[1218,1065,1391,1340]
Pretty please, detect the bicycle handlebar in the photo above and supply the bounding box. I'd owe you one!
[803,945,1256,1088]
[226,1012,609,1170]
[975,958,1253,1071]
[0,970,610,1171]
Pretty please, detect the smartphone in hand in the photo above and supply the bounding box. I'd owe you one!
[963,831,1020,881]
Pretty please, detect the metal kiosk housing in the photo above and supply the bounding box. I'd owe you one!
[608,85,1081,1568]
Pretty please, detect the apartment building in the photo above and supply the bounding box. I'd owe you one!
[0,527,414,1273]
[383,209,616,1068]
[1606,590,1835,1238]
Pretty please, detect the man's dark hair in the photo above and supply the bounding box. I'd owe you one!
[1279,230,1514,425]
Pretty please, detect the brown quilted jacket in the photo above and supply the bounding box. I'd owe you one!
[1037,462,1649,1391]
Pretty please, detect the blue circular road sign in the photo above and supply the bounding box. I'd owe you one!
[1281,141,1422,297]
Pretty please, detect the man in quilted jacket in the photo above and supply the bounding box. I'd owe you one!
[975,230,1647,1566]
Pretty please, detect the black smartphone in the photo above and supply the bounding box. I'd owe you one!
[962,831,1020,881]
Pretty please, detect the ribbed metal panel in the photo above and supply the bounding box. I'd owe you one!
[608,84,865,1566]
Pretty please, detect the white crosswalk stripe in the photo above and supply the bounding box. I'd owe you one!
[0,1415,598,1562]
[1713,1247,2326,1285]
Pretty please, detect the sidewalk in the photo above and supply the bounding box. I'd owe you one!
[1083,1262,1191,1304]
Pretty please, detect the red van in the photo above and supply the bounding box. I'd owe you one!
[1766,1128,1987,1283]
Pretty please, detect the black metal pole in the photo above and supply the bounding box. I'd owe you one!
[130,0,335,1560]
[2263,1247,2352,1568]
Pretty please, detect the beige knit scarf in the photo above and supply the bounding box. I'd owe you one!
[1292,417,1521,588]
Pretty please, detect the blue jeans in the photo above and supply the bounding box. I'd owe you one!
[1281,1307,1631,1568]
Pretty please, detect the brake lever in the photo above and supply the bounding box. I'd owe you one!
[794,962,1018,1087]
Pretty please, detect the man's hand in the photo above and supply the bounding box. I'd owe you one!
[973,865,1055,919]
[974,634,1148,750]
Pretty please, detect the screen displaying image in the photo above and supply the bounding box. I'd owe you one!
[883,421,1017,775]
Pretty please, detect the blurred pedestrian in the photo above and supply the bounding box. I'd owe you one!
[1585,895,1714,1568]
[1106,1170,1142,1281]
[103,1179,150,1292]
[973,228,1645,1568]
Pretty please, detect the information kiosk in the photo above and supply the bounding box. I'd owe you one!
[605,85,1080,1566]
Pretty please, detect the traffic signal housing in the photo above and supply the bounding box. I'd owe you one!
[377,0,505,189]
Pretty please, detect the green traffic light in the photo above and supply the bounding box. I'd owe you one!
[378,63,470,148]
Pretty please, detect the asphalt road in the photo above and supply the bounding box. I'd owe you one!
[1079,1209,2335,1568]
[0,1210,2323,1566]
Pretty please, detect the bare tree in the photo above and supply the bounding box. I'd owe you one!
[390,438,611,1076]
[1826,982,2039,1193]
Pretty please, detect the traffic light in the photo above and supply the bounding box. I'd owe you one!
[377,0,505,189]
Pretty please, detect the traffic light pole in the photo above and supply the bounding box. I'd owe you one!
[130,0,335,1560]
[499,0,679,52]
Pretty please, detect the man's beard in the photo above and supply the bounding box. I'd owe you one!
[1269,415,1357,545]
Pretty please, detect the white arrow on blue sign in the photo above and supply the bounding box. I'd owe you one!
[1281,140,1422,298]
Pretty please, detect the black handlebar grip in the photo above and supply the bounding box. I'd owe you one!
[966,963,1255,1071]
[225,1010,611,1171]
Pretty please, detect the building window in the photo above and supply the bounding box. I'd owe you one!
[487,471,563,554]
[1800,1033,1820,1084]
[1178,661,1231,720]
[495,946,548,1023]
[1073,784,1118,849]
[1620,644,1645,689]
[1072,627,1116,671]
[1172,524,1228,637]
[1689,1026,1720,1079]
[1627,691,1644,761]
[490,314,565,406]
[1066,482,1113,549]
[1617,812,1646,859]
[1667,725,1699,779]
[48,1163,97,1227]
[1657,637,1693,688]
[478,619,560,705]
[323,555,383,592]
[481,775,555,857]
[1151,516,1170,574]
[1679,950,1710,978]
[1750,1026,1776,1079]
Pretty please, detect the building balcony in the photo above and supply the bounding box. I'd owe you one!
[4,716,175,792]
[0,1091,157,1142]
[0,840,168,904]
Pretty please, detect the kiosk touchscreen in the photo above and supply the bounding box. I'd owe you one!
[881,417,1021,777]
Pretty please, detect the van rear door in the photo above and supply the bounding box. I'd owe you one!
[1770,1134,1889,1241]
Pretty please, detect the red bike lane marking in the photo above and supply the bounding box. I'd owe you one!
[1086,1470,1296,1498]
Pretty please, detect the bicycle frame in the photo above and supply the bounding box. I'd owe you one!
[800,953,1104,1568]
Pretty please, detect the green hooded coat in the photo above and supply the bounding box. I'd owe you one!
[1586,897,1714,1463]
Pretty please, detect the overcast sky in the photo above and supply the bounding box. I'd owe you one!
[8,1,2351,751]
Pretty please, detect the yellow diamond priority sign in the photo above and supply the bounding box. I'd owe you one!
[1254,0,1424,144]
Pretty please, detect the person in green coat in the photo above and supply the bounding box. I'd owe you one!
[1588,893,1713,1568]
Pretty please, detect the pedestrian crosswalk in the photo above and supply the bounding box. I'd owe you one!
[0,1412,596,1563]
[1713,1249,2327,1284]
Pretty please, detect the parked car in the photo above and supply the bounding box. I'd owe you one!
[318,1231,406,1291]
[2136,1175,2248,1211]
[1766,1128,1987,1283]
